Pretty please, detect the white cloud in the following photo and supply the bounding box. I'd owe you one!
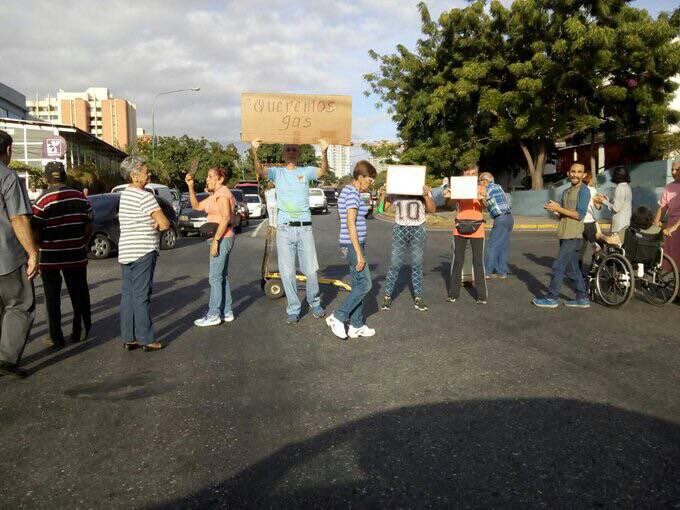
[1,0,467,144]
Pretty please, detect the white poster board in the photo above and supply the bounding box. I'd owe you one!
[449,176,478,199]
[386,165,426,196]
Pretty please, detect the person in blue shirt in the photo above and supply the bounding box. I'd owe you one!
[533,163,592,308]
[326,161,378,339]
[478,172,513,279]
[252,138,329,324]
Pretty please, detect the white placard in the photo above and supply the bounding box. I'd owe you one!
[386,165,426,196]
[449,176,478,199]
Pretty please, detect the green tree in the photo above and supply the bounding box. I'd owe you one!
[366,1,680,189]
[131,136,241,189]
[244,143,320,169]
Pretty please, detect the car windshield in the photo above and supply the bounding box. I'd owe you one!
[181,193,209,208]
[309,190,323,196]
[244,195,260,203]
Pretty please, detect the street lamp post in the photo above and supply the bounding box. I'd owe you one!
[151,87,200,159]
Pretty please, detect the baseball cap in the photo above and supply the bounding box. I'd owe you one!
[44,161,66,181]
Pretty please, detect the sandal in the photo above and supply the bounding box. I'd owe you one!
[142,342,163,352]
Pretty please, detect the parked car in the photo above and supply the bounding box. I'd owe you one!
[112,183,180,214]
[88,193,178,260]
[360,192,374,218]
[178,189,249,236]
[244,193,267,219]
[235,182,260,197]
[309,188,328,214]
[323,188,338,206]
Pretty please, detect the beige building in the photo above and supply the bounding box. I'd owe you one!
[27,87,136,150]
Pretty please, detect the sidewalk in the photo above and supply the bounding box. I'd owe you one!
[379,210,611,232]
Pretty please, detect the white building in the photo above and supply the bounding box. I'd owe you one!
[316,144,351,177]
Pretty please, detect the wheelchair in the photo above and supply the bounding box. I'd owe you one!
[588,228,679,307]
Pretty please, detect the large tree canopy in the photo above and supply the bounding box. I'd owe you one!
[365,0,680,189]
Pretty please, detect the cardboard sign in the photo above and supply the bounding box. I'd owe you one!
[386,165,426,196]
[241,92,352,146]
[449,176,478,199]
[42,136,67,159]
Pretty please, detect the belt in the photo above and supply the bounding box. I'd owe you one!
[492,211,512,219]
[284,221,312,227]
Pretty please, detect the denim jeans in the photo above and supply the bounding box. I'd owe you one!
[548,238,587,300]
[384,225,426,298]
[484,213,514,276]
[120,251,157,345]
[334,244,372,328]
[276,225,320,316]
[207,236,234,317]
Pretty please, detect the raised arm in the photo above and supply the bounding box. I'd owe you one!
[317,139,329,178]
[185,173,201,209]
[251,138,266,180]
[423,185,436,213]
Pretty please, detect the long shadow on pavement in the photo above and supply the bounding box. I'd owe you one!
[155,398,680,508]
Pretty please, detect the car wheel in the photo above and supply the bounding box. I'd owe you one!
[160,227,178,250]
[323,206,328,214]
[89,234,112,259]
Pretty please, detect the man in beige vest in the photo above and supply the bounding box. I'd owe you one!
[533,163,591,309]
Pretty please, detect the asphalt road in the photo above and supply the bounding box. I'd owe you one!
[1,212,679,508]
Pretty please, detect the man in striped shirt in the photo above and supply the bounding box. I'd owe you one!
[32,162,92,347]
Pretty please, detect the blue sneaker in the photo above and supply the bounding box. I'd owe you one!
[286,314,299,325]
[532,297,559,308]
[565,299,590,309]
[311,306,326,319]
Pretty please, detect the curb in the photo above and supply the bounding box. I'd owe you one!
[375,215,611,233]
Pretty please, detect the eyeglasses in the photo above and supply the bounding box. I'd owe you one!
[365,176,375,184]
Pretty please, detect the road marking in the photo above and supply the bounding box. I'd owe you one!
[251,220,267,238]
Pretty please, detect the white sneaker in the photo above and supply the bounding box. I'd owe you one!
[348,325,376,338]
[221,312,235,323]
[325,314,347,339]
[194,315,221,327]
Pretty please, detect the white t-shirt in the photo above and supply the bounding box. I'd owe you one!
[265,188,277,227]
[583,186,597,224]
[389,196,426,226]
[118,187,161,264]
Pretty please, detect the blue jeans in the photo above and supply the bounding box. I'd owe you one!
[207,237,234,317]
[120,251,157,345]
[384,225,426,298]
[276,225,320,316]
[548,238,587,300]
[484,213,514,276]
[334,244,372,328]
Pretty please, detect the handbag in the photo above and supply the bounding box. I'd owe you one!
[199,222,219,239]
[455,219,483,235]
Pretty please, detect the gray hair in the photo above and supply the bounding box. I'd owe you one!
[479,172,494,183]
[120,155,148,180]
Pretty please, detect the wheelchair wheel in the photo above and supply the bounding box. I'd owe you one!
[595,253,635,307]
[639,254,679,306]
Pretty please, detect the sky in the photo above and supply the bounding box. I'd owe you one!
[2,0,678,146]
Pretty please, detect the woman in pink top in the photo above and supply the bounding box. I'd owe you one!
[185,167,237,326]
[655,162,680,269]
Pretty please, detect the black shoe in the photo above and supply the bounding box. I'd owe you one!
[446,295,457,303]
[414,297,429,311]
[381,296,392,310]
[0,361,28,379]
[71,327,90,343]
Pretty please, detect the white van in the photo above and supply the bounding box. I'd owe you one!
[111,183,180,213]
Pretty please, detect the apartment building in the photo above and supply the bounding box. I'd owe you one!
[0,82,30,120]
[315,144,351,177]
[27,87,137,149]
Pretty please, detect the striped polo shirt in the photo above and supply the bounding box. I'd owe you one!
[338,185,368,246]
[118,186,161,264]
[32,186,91,270]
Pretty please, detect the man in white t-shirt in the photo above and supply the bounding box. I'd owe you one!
[378,185,436,311]
[117,156,170,352]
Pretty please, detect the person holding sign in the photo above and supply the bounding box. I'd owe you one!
[326,161,378,339]
[444,165,488,304]
[378,185,436,311]
[252,139,329,324]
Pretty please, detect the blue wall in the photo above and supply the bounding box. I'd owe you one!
[509,159,672,218]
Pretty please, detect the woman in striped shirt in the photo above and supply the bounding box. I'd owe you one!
[118,156,170,352]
